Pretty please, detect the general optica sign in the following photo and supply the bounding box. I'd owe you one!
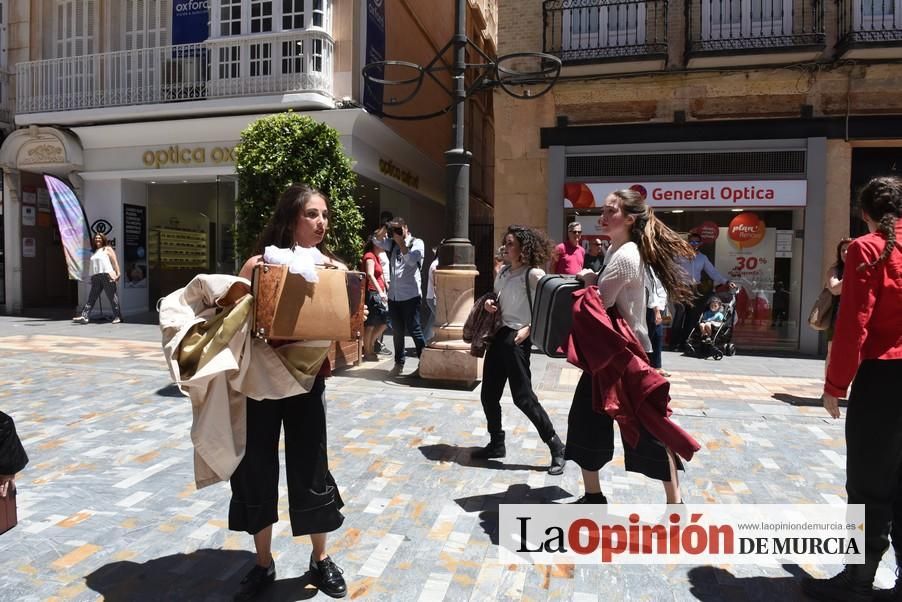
[563,181,808,209]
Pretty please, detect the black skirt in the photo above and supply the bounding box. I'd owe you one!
[229,376,344,536]
[564,371,683,482]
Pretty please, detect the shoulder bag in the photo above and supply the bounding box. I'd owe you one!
[807,288,835,331]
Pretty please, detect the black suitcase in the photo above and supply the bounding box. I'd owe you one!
[530,274,581,358]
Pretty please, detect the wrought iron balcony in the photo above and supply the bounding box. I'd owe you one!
[16,30,333,115]
[687,0,824,53]
[838,0,902,47]
[543,0,669,63]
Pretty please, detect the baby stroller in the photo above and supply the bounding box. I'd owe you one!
[684,287,738,361]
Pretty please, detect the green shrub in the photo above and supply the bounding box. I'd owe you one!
[234,112,364,267]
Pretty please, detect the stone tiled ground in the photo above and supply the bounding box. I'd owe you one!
[0,316,895,601]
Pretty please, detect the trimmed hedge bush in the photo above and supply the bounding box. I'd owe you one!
[234,112,364,267]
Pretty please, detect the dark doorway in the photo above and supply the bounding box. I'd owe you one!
[850,148,902,237]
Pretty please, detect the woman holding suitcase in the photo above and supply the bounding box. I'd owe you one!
[567,188,696,504]
[473,225,567,476]
[230,184,347,600]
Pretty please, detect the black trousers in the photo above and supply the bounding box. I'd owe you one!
[388,296,426,363]
[480,326,556,442]
[565,371,683,482]
[646,308,664,370]
[845,359,902,564]
[229,377,344,537]
[82,273,121,318]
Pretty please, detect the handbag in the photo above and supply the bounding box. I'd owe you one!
[252,263,366,342]
[0,486,16,535]
[807,287,836,331]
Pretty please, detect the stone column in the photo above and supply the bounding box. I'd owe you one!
[418,268,482,385]
[2,168,22,314]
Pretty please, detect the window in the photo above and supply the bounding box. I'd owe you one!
[282,0,304,29]
[854,0,902,30]
[218,45,240,78]
[312,0,325,28]
[282,39,305,73]
[54,0,97,57]
[250,0,273,33]
[220,0,241,36]
[701,0,792,40]
[310,37,323,71]
[562,3,646,50]
[250,42,272,76]
[124,0,170,50]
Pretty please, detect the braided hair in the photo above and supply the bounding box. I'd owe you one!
[609,189,697,304]
[506,225,551,269]
[857,176,902,271]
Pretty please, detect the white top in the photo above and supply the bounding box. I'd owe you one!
[598,241,651,351]
[644,265,667,311]
[676,252,727,285]
[495,265,545,330]
[426,257,438,300]
[378,250,390,286]
[90,248,114,277]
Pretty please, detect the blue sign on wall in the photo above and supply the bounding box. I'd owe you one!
[172,0,210,45]
[364,0,386,116]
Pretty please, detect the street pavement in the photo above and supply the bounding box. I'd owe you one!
[0,315,896,601]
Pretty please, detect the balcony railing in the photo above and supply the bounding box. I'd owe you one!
[687,0,824,53]
[17,30,333,114]
[544,0,669,63]
[838,0,902,46]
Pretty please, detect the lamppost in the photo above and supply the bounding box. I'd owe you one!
[363,0,560,383]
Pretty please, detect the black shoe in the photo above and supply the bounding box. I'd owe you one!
[547,434,566,476]
[568,492,608,504]
[801,565,876,602]
[472,432,506,459]
[310,555,347,598]
[234,560,275,601]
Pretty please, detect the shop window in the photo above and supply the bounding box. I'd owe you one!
[218,45,240,78]
[281,40,305,73]
[250,0,273,33]
[282,0,304,29]
[250,42,272,76]
[220,0,241,36]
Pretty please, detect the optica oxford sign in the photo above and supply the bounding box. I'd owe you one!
[563,180,808,209]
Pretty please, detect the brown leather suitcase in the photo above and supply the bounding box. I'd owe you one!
[252,263,366,342]
[0,487,16,535]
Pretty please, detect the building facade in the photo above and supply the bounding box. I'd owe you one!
[495,0,902,355]
[0,0,496,315]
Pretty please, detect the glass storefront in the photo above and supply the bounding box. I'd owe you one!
[568,206,806,352]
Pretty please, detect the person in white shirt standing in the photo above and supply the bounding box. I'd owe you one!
[472,225,566,475]
[671,232,732,350]
[422,244,441,343]
[645,265,669,376]
[378,217,427,368]
[73,233,122,324]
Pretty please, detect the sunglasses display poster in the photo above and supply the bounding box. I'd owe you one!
[713,212,776,328]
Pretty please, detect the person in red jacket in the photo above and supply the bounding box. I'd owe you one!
[567,188,696,504]
[803,176,902,602]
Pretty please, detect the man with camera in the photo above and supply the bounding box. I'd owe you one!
[377,217,427,368]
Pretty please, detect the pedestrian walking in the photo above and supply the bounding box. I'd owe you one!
[1,410,28,533]
[377,217,427,368]
[230,184,347,601]
[567,188,696,504]
[360,235,389,361]
[73,233,122,324]
[824,237,853,378]
[671,232,732,350]
[803,176,902,602]
[422,245,440,343]
[473,225,566,475]
[373,223,393,358]
[645,265,669,377]
[583,238,606,273]
[553,222,586,275]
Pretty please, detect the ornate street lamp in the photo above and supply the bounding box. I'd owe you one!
[362,0,560,383]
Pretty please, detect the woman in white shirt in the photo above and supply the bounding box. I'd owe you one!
[472,225,566,475]
[73,233,122,324]
[567,189,696,504]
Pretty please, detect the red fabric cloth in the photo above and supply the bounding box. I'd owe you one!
[554,241,585,275]
[360,251,386,292]
[825,222,902,398]
[565,286,700,462]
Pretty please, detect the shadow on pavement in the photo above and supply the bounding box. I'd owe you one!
[454,483,573,545]
[418,443,546,472]
[84,549,320,601]
[687,564,811,601]
[772,393,847,408]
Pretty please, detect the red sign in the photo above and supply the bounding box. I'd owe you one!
[728,213,766,249]
[564,184,596,209]
[691,221,720,245]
